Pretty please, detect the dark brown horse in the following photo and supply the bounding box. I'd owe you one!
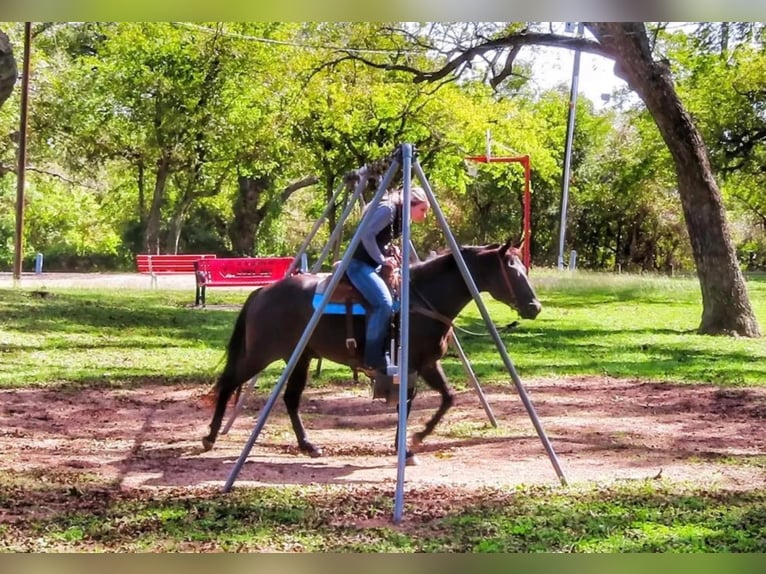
[202,239,541,459]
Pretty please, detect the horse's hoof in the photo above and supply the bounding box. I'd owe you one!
[406,454,420,466]
[410,433,424,449]
[202,437,215,452]
[300,443,323,458]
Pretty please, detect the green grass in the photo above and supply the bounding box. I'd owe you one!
[0,288,326,389]
[1,270,765,390]
[447,269,766,387]
[1,473,764,552]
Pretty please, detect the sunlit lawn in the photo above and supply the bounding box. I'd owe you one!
[1,270,765,389]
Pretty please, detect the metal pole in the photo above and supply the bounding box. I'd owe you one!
[408,242,497,427]
[393,145,413,523]
[556,22,583,270]
[13,22,31,283]
[285,178,347,276]
[223,169,373,435]
[311,169,369,272]
[449,335,498,427]
[414,161,568,487]
[522,156,532,270]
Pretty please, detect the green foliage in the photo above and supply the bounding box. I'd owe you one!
[667,23,766,270]
[0,178,16,266]
[569,109,689,272]
[0,21,764,273]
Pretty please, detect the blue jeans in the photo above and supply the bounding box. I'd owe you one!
[346,258,393,369]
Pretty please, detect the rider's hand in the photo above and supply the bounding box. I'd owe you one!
[379,257,397,281]
[382,257,397,269]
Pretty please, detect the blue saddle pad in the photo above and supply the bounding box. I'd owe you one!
[312,295,366,315]
[312,294,400,315]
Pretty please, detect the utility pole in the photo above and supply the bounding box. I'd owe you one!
[557,22,584,270]
[13,22,31,283]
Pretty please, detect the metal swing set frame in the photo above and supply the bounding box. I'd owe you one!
[220,144,566,524]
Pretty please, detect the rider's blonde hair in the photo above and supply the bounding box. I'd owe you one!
[384,186,428,207]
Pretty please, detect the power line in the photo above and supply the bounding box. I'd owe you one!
[171,22,425,56]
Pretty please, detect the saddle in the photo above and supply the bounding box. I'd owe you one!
[312,264,400,356]
[313,263,400,312]
[313,272,367,313]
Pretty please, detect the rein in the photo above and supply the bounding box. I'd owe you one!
[405,250,519,331]
[412,304,454,328]
[409,284,454,329]
[410,250,520,337]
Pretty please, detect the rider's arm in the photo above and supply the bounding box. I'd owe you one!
[359,203,393,266]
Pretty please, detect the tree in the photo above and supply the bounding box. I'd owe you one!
[32,22,318,256]
[668,24,766,270]
[0,30,16,110]
[587,22,759,336]
[349,22,760,337]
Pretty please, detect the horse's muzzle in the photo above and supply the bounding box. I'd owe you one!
[519,299,542,319]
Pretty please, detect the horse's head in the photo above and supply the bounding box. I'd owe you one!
[483,238,541,320]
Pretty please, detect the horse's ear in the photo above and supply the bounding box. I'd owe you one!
[500,235,524,256]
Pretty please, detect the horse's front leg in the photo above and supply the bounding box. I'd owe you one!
[283,353,323,458]
[410,361,455,450]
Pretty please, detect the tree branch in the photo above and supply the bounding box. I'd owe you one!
[337,30,615,88]
[280,175,319,203]
[26,165,100,188]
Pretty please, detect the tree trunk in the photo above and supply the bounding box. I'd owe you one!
[229,175,269,256]
[0,30,16,110]
[144,155,171,255]
[167,195,193,255]
[588,22,761,337]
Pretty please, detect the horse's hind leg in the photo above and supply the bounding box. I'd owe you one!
[221,375,258,435]
[202,357,261,451]
[284,353,322,458]
[410,361,455,449]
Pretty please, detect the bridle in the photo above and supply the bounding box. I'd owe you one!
[496,249,521,310]
[391,245,525,332]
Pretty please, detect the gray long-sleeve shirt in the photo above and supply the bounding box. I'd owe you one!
[358,202,396,266]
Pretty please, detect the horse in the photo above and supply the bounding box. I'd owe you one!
[202,238,542,461]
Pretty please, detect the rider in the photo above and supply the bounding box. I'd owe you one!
[346,185,430,388]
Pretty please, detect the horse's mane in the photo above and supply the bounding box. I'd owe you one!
[411,245,484,280]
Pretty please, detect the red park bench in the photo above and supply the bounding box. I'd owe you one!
[136,253,217,288]
[194,256,295,306]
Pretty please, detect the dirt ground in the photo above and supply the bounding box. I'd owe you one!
[1,375,765,493]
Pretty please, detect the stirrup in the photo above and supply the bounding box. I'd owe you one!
[367,368,396,404]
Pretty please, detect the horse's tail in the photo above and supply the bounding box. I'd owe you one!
[212,289,260,399]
